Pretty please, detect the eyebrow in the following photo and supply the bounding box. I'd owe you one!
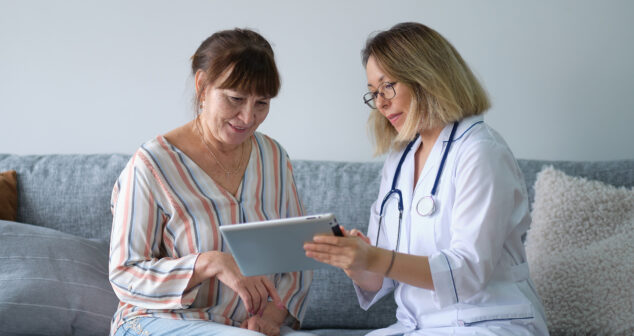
[367,75,385,89]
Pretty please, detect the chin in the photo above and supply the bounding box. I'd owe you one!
[222,130,253,145]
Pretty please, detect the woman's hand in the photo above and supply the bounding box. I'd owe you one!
[304,226,373,272]
[193,251,283,316]
[304,226,385,292]
[240,315,281,336]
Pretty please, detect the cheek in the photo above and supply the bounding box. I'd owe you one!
[211,101,238,120]
[255,109,269,124]
[393,97,412,116]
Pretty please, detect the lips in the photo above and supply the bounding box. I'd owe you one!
[387,112,403,124]
[229,123,250,133]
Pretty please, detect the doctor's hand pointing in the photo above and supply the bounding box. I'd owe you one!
[304,226,435,293]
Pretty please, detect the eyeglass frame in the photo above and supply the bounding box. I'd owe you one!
[363,81,397,109]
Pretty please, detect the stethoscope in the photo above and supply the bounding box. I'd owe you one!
[374,121,459,250]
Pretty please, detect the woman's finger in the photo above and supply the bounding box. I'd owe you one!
[306,250,341,266]
[253,280,269,315]
[308,249,360,269]
[245,283,261,316]
[349,229,371,244]
[244,317,259,331]
[237,285,254,315]
[304,242,335,253]
[312,234,344,245]
[262,277,283,310]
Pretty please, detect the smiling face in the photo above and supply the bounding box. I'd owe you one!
[200,86,270,148]
[196,69,270,149]
[365,55,413,134]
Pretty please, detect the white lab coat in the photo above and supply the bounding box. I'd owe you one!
[355,115,549,336]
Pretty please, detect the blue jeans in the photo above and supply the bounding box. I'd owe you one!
[114,317,317,336]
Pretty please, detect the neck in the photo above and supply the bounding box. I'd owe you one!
[418,125,445,147]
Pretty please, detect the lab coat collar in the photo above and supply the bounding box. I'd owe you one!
[439,115,485,146]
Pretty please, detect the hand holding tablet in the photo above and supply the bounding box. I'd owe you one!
[219,213,343,276]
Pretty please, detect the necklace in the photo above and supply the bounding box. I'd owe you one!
[194,118,245,177]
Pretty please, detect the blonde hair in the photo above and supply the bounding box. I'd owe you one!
[362,22,491,155]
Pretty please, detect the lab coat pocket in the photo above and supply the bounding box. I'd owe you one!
[457,280,536,327]
[457,303,535,327]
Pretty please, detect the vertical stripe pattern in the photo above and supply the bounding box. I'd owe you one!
[109,132,312,335]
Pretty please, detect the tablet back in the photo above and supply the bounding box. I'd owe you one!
[219,214,338,276]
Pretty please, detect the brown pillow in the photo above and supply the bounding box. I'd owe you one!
[0,170,18,221]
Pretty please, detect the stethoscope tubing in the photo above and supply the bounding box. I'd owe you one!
[374,121,459,250]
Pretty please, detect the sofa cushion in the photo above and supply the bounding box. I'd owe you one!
[525,167,634,335]
[0,170,18,221]
[0,220,118,335]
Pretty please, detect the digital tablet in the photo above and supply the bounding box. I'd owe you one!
[219,213,343,276]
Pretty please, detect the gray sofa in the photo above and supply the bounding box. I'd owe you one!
[1,153,633,335]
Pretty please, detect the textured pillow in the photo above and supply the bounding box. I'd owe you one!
[0,220,119,335]
[0,170,18,221]
[525,167,634,335]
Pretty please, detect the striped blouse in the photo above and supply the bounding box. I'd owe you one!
[108,132,312,335]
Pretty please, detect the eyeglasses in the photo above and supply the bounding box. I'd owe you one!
[363,81,397,109]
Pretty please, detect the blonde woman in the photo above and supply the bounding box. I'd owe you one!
[304,22,549,335]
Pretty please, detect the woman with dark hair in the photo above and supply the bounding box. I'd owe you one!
[109,28,312,336]
[305,22,549,335]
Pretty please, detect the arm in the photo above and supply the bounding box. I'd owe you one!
[109,152,199,309]
[305,231,434,290]
[189,251,283,315]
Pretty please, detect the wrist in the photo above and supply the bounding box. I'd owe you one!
[367,247,392,275]
[199,251,225,278]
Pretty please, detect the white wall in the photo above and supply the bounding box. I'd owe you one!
[1,0,633,161]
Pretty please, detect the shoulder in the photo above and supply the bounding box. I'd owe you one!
[454,119,515,164]
[452,120,523,184]
[253,132,291,161]
[122,136,176,177]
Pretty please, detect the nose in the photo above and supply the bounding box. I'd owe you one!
[375,93,390,111]
[237,104,255,125]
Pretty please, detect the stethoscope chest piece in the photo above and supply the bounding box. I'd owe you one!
[416,195,436,217]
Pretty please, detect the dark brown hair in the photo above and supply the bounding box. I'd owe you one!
[191,28,280,110]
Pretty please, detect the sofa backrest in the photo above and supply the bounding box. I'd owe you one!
[0,154,129,240]
[1,153,633,329]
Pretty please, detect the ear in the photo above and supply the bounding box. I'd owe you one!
[194,69,206,97]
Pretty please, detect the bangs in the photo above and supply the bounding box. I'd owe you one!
[217,48,280,98]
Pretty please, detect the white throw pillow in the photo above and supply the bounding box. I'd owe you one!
[526,167,634,335]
